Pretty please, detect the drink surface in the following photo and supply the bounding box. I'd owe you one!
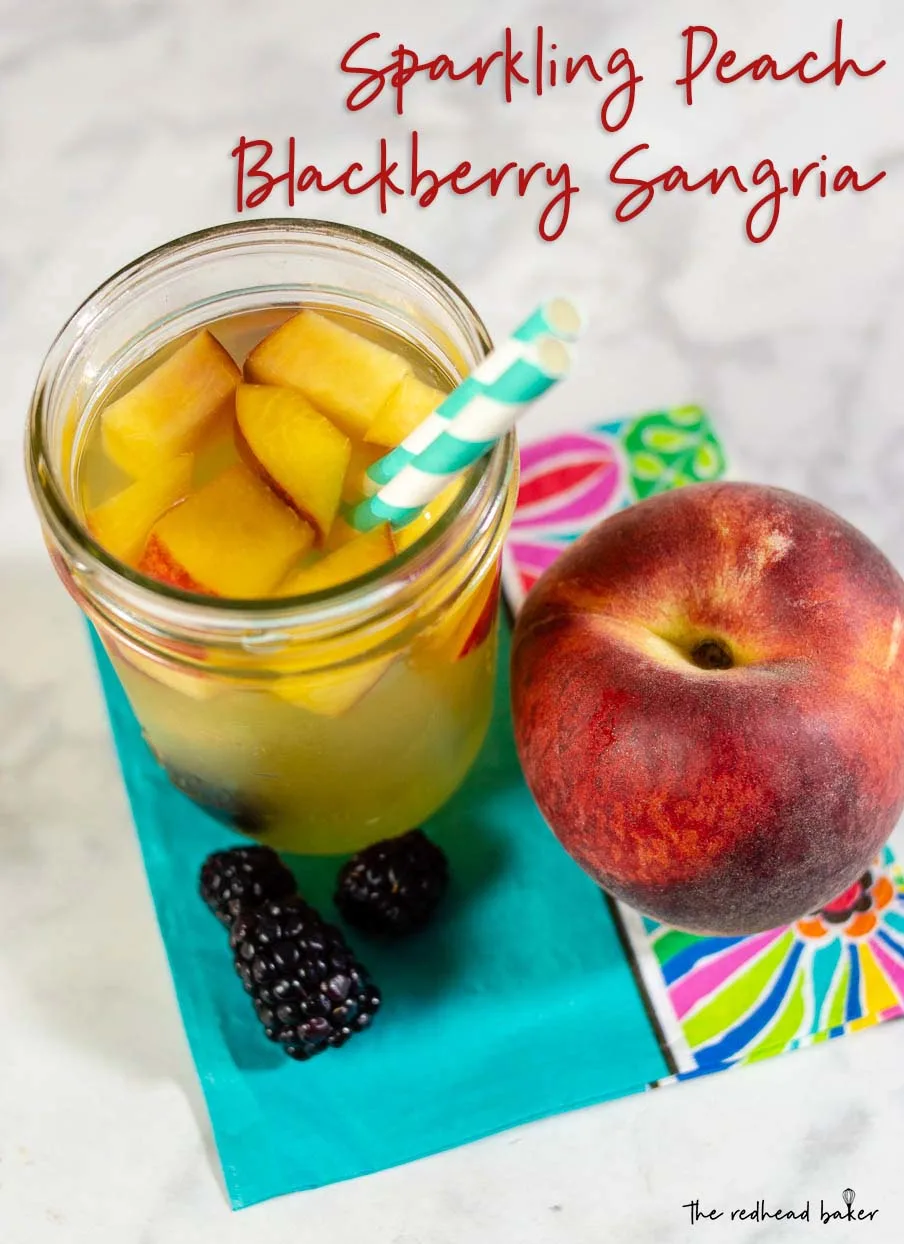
[72,305,503,853]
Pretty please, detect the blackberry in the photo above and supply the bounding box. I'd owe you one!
[159,759,271,836]
[334,829,449,936]
[199,846,296,927]
[230,898,381,1060]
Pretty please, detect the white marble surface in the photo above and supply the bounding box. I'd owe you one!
[3,0,904,1240]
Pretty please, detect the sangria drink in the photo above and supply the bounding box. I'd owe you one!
[28,222,517,853]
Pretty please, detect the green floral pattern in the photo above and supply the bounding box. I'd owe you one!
[623,406,726,500]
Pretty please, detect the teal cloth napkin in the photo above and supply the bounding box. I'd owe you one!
[90,621,669,1209]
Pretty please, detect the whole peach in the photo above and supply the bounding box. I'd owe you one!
[511,482,904,933]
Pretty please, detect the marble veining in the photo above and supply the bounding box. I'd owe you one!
[2,0,904,1239]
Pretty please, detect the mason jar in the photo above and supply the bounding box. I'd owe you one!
[27,220,518,853]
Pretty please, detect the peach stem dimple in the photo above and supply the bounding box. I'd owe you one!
[691,638,734,670]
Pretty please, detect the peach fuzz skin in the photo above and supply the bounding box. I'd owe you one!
[511,482,904,934]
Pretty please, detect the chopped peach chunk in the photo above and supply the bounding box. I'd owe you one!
[324,513,362,552]
[102,330,240,477]
[235,384,350,541]
[459,565,501,657]
[191,410,241,487]
[365,374,447,448]
[138,463,313,597]
[109,636,221,702]
[244,310,411,438]
[393,478,464,552]
[87,454,193,564]
[140,535,210,593]
[274,658,394,717]
[279,526,396,596]
[416,563,501,662]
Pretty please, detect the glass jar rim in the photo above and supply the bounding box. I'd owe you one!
[26,218,514,636]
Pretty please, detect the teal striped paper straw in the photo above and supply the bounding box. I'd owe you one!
[365,298,583,491]
[348,337,572,533]
[510,297,584,345]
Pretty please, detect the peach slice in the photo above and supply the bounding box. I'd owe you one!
[365,374,447,448]
[274,658,395,717]
[393,478,464,553]
[87,454,193,564]
[279,525,396,596]
[138,463,314,597]
[325,513,363,552]
[244,310,411,438]
[101,330,241,478]
[272,532,406,714]
[235,384,350,541]
[459,565,502,657]
[108,635,221,702]
[140,536,210,594]
[269,606,408,715]
[191,410,242,487]
[415,562,501,663]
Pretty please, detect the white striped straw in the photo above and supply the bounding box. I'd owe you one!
[366,298,584,492]
[348,337,572,532]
